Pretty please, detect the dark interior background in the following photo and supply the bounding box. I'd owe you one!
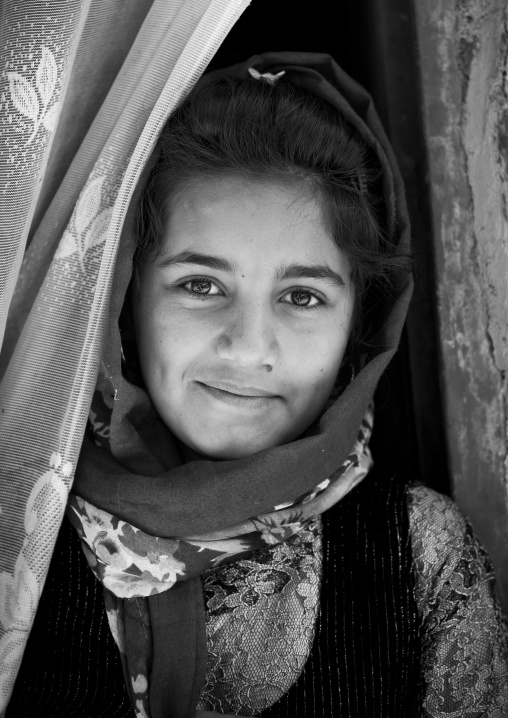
[210,0,450,492]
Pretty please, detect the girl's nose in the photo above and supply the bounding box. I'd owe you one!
[216,302,278,370]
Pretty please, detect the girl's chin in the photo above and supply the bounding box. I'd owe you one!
[184,437,278,461]
[163,406,293,460]
[178,420,316,460]
[176,426,289,461]
[160,402,317,460]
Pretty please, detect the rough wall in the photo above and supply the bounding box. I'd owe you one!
[414,0,508,609]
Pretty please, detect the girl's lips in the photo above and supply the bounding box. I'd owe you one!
[195,381,279,409]
[198,379,277,397]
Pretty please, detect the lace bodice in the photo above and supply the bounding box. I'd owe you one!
[196,485,508,716]
[408,485,508,716]
[197,517,323,714]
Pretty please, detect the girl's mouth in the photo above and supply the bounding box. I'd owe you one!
[195,381,279,409]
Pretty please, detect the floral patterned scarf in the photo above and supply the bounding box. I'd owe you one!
[68,408,373,600]
[67,407,373,718]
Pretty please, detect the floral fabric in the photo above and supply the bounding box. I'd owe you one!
[67,408,373,600]
[408,485,508,717]
[190,485,508,716]
[67,401,372,718]
[197,517,322,714]
[72,420,371,718]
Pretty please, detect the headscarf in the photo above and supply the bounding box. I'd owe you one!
[70,52,413,718]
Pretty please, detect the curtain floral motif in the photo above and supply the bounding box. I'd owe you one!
[7,46,60,143]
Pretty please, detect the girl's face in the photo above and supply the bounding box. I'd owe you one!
[133,177,355,459]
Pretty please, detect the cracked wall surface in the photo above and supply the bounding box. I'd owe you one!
[415,0,508,609]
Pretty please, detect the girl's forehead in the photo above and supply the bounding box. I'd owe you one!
[174,175,320,221]
[161,176,344,268]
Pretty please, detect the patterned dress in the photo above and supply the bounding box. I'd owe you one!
[196,484,508,716]
[6,483,508,717]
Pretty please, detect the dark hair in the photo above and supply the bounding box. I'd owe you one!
[136,75,411,356]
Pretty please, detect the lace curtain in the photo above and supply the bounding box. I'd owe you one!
[0,0,250,711]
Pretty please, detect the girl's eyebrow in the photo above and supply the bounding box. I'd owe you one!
[158,250,236,273]
[159,250,346,287]
[276,263,346,288]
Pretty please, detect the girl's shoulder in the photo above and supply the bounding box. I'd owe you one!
[405,480,508,655]
[404,482,495,595]
[405,483,472,564]
[405,484,508,714]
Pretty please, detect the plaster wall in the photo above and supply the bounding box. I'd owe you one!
[414,0,508,608]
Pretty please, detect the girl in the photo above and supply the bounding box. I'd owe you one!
[6,53,508,718]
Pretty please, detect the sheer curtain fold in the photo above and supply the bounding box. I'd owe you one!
[0,0,250,710]
[0,0,94,366]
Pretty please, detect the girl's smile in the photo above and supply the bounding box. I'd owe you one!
[133,176,355,459]
[193,380,280,410]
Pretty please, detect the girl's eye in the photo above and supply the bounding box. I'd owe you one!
[281,289,322,309]
[182,278,223,296]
